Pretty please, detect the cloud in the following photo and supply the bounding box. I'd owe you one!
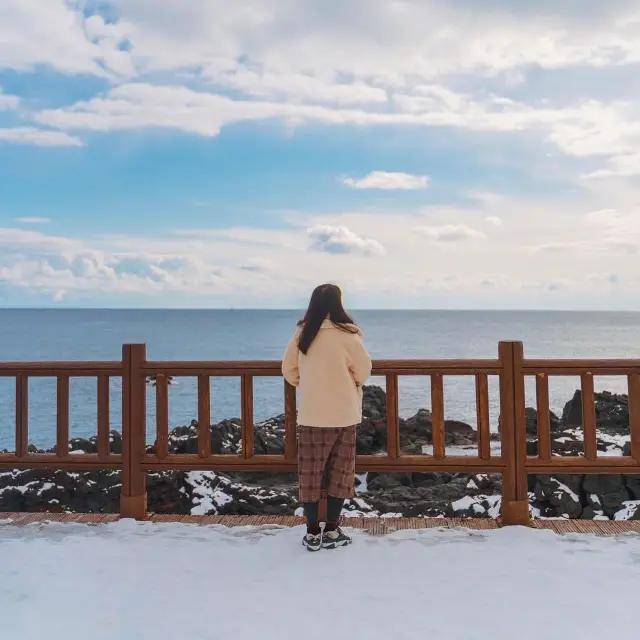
[485,216,503,226]
[28,82,600,140]
[4,1,640,180]
[204,67,388,105]
[14,217,51,224]
[585,153,640,178]
[0,127,84,147]
[343,171,430,190]
[239,257,275,273]
[13,0,638,81]
[2,190,640,307]
[307,225,386,256]
[0,88,20,111]
[0,1,134,78]
[415,224,486,242]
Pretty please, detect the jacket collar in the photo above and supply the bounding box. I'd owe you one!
[320,318,363,335]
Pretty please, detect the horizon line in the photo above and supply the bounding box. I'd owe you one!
[2,307,640,313]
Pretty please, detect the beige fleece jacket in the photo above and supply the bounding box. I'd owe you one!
[282,319,372,428]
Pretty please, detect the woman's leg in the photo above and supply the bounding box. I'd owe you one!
[326,496,345,531]
[323,426,356,543]
[302,501,320,535]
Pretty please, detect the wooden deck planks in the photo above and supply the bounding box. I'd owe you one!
[1,513,639,536]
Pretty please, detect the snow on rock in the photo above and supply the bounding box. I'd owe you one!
[1,521,639,640]
[182,470,297,516]
[614,501,640,520]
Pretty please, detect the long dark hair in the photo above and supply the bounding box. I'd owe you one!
[297,284,358,354]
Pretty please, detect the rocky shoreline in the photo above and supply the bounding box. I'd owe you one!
[1,386,639,520]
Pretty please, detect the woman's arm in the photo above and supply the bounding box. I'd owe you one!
[281,331,300,387]
[349,334,372,386]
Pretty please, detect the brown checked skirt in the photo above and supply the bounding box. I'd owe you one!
[297,425,357,503]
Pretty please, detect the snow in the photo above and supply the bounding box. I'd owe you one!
[553,482,581,504]
[452,495,476,511]
[1,521,638,640]
[185,471,234,516]
[614,501,640,520]
[421,441,503,457]
[422,440,502,458]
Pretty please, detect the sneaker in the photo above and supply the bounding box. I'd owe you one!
[322,527,352,549]
[302,532,322,552]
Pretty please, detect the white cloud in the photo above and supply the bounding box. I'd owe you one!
[0,88,20,111]
[343,171,430,190]
[0,1,633,180]
[415,224,486,242]
[26,0,638,81]
[14,217,51,224]
[307,225,386,257]
[485,216,503,226]
[0,1,134,78]
[3,188,640,307]
[585,153,640,178]
[0,127,84,147]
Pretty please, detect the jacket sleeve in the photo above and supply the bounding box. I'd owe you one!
[282,331,300,387]
[349,334,372,386]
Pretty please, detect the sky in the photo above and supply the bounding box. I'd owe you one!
[1,1,640,310]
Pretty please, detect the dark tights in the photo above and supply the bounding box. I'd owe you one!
[303,497,345,535]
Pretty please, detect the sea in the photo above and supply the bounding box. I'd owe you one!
[1,309,639,450]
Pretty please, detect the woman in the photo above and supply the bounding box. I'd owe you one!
[282,284,372,551]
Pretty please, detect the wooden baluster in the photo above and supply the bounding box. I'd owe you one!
[155,374,169,459]
[627,373,640,460]
[241,375,254,458]
[284,380,297,460]
[430,374,445,459]
[475,373,491,460]
[536,373,552,461]
[56,375,70,457]
[197,375,211,458]
[386,373,400,458]
[120,344,147,520]
[581,372,597,461]
[15,373,28,458]
[97,375,110,459]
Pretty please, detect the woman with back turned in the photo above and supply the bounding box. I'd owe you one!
[282,284,372,551]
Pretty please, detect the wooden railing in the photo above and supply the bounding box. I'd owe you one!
[1,341,639,525]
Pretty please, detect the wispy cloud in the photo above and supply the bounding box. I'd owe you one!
[415,224,486,243]
[14,217,51,224]
[0,127,84,147]
[0,88,20,111]
[342,171,430,190]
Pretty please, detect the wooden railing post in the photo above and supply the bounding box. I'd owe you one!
[629,373,640,461]
[120,344,147,520]
[498,341,530,526]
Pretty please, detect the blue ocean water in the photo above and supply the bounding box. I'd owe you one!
[1,309,639,450]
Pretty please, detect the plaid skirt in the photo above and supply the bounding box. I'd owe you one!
[298,425,357,503]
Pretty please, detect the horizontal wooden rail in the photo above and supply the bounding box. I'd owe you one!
[1,341,640,525]
[522,359,640,376]
[139,454,507,474]
[142,358,503,376]
[0,362,122,376]
[0,454,123,470]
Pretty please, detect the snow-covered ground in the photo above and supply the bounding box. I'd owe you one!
[1,520,638,640]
